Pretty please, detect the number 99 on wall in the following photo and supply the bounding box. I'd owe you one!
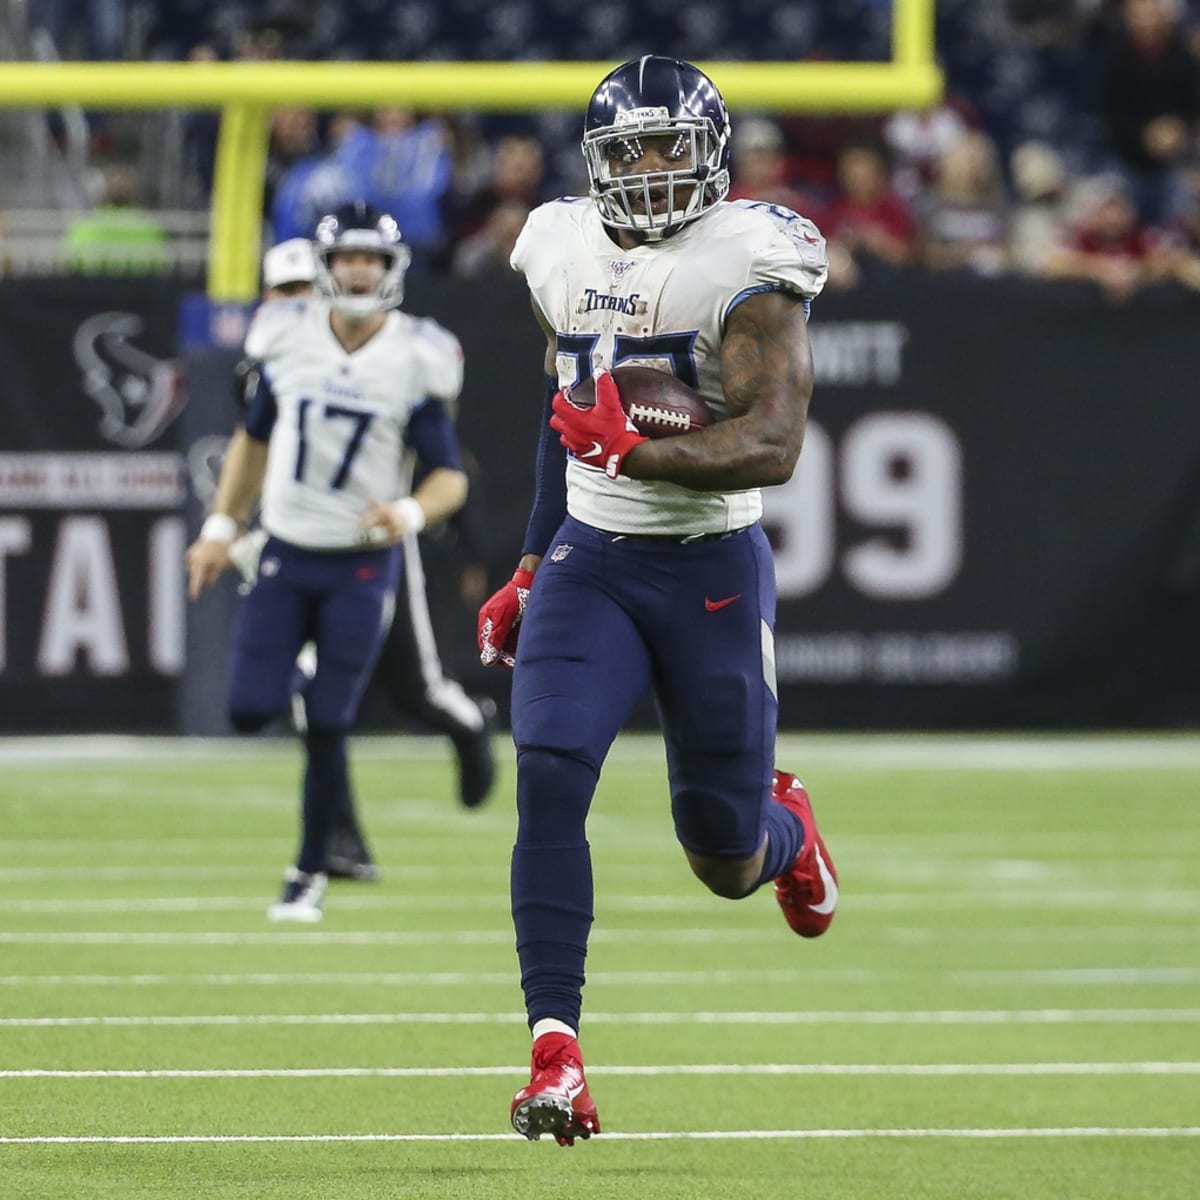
[762,412,963,602]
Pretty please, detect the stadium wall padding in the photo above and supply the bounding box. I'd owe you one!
[0,274,1197,732]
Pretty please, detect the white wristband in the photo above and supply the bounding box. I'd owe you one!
[390,497,426,535]
[200,514,238,544]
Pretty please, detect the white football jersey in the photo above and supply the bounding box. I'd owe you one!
[244,297,462,550]
[511,198,828,536]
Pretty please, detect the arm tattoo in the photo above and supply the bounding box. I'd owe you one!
[623,290,814,491]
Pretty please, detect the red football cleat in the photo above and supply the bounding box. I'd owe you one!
[772,770,839,938]
[510,1031,601,1146]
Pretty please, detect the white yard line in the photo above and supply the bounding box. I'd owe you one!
[0,866,501,882]
[952,968,1200,984]
[850,891,1200,912]
[3,1009,1199,1028]
[0,967,1197,988]
[1,1128,1198,1144]
[884,926,1199,945]
[1,918,1197,948]
[0,888,1195,912]
[2,732,1200,770]
[4,830,1196,854]
[0,930,514,945]
[2,1062,1198,1080]
[0,735,455,765]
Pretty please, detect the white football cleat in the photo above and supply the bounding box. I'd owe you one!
[267,867,327,922]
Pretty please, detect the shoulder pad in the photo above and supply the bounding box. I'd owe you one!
[405,314,464,403]
[244,296,312,359]
[511,198,590,274]
[726,199,828,299]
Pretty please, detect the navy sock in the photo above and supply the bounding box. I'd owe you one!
[511,747,596,1031]
[297,727,347,874]
[756,800,805,887]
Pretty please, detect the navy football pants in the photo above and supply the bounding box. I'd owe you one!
[227,537,399,733]
[510,515,779,1028]
[513,515,778,853]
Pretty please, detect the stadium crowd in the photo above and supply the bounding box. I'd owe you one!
[20,0,1200,302]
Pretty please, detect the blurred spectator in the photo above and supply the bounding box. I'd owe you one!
[779,111,882,204]
[1006,0,1083,46]
[365,109,453,269]
[62,163,168,275]
[441,116,497,217]
[263,109,320,219]
[819,140,917,289]
[449,133,545,243]
[28,0,124,60]
[270,112,373,242]
[1098,0,1200,224]
[179,43,222,199]
[917,130,1010,276]
[1044,173,1173,302]
[883,104,970,201]
[1162,162,1200,289]
[451,200,530,277]
[1008,140,1072,276]
[237,2,314,59]
[179,13,305,202]
[727,117,811,212]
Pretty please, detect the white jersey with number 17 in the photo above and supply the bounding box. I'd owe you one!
[243,297,462,550]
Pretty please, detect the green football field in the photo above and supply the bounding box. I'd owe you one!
[1,732,1197,1199]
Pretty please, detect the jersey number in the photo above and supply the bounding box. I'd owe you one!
[293,399,374,490]
[556,332,700,389]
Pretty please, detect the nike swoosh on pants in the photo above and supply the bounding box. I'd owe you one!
[704,594,741,611]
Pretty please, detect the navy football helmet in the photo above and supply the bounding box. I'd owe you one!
[312,200,412,318]
[582,56,731,239]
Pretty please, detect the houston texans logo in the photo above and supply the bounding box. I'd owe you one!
[73,312,185,449]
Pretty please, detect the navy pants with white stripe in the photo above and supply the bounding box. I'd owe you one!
[371,530,488,741]
[510,515,779,1030]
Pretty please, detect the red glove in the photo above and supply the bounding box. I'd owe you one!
[550,369,648,479]
[478,568,534,668]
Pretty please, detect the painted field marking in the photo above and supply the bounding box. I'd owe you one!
[3,1009,1199,1029]
[2,1127,1198,1145]
[0,967,1197,988]
[2,890,1199,914]
[3,1062,1198,1080]
[2,732,1200,770]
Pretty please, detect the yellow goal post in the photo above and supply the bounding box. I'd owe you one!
[0,0,940,301]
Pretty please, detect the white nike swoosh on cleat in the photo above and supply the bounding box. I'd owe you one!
[807,846,839,915]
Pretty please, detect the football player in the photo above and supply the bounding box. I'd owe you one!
[228,238,497,880]
[477,57,839,1144]
[187,201,470,921]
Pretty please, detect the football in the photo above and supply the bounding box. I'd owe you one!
[566,365,713,439]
